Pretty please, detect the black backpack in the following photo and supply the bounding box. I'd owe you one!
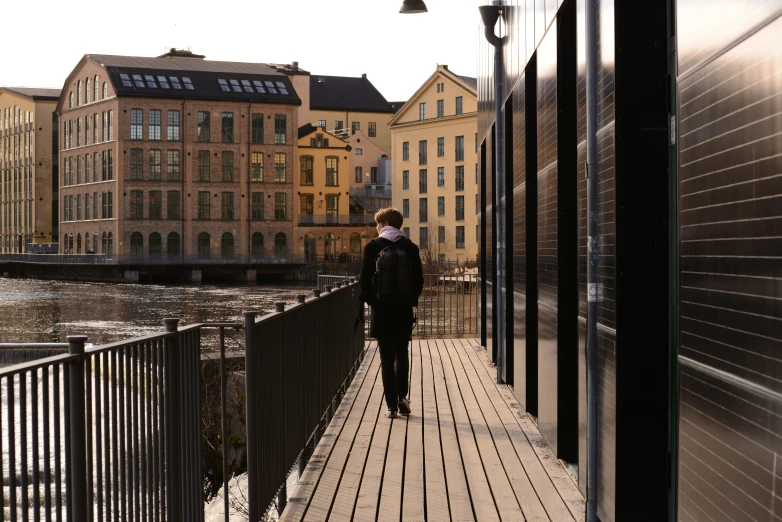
[372,239,413,304]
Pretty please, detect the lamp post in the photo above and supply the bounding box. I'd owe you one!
[479,1,507,383]
[399,0,428,14]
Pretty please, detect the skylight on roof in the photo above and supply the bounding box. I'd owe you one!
[170,77,182,89]
[182,77,194,90]
[144,75,158,88]
[241,80,253,93]
[132,74,145,88]
[119,74,132,87]
[229,79,242,93]
[276,82,289,95]
[265,81,278,94]
[157,76,170,89]
[252,81,266,94]
[218,79,230,92]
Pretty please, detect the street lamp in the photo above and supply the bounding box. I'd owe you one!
[399,0,428,14]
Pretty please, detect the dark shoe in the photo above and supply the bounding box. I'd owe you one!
[398,397,411,416]
[386,408,398,419]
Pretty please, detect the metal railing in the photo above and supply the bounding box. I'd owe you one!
[318,273,479,337]
[297,214,376,226]
[244,281,365,519]
[350,187,392,199]
[0,253,312,266]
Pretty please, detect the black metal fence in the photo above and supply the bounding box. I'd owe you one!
[244,280,365,520]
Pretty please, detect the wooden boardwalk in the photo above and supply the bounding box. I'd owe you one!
[281,339,585,522]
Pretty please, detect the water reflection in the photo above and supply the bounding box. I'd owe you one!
[0,279,313,344]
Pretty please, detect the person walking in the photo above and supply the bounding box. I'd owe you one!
[360,208,424,418]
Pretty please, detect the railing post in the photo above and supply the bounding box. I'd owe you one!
[313,289,321,298]
[276,302,286,313]
[297,294,306,304]
[244,311,260,522]
[164,318,182,522]
[67,335,88,522]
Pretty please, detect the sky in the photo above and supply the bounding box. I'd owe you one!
[0,0,482,103]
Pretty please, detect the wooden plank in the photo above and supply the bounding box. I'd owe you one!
[428,339,475,522]
[401,340,426,521]
[460,338,585,522]
[433,339,500,522]
[439,339,524,521]
[326,369,386,520]
[419,339,452,521]
[281,343,379,521]
[448,339,551,521]
[377,361,410,522]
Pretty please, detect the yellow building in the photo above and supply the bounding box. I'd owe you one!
[345,129,391,215]
[0,87,61,253]
[309,74,395,154]
[390,65,478,262]
[295,124,373,260]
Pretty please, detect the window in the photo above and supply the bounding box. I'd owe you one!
[456,96,463,115]
[167,111,180,141]
[419,198,427,223]
[130,233,143,258]
[402,142,409,161]
[130,190,143,219]
[326,195,338,223]
[157,76,170,89]
[197,151,210,181]
[476,163,479,183]
[251,233,264,255]
[456,195,465,221]
[420,227,428,249]
[221,192,234,220]
[274,115,287,144]
[274,153,286,182]
[437,137,445,157]
[350,233,361,253]
[368,122,376,137]
[77,81,83,106]
[402,170,409,189]
[300,156,313,186]
[107,191,113,218]
[198,191,210,220]
[130,149,143,180]
[438,226,446,244]
[94,76,99,101]
[437,99,444,118]
[197,112,210,142]
[69,92,74,109]
[94,114,99,143]
[145,109,161,140]
[476,133,479,153]
[438,167,445,187]
[222,151,234,182]
[455,166,464,191]
[167,150,180,180]
[419,140,427,165]
[85,194,90,220]
[456,226,465,248]
[403,199,409,218]
[326,157,338,186]
[335,120,344,131]
[103,112,107,141]
[419,169,427,194]
[149,191,162,220]
[149,233,162,259]
[167,191,180,220]
[455,136,465,162]
[221,112,234,143]
[316,119,326,128]
[182,77,194,90]
[107,150,113,180]
[300,194,314,223]
[252,152,263,182]
[403,227,410,237]
[476,194,479,214]
[370,167,378,183]
[436,82,444,92]
[274,233,286,255]
[419,102,426,121]
[93,191,98,220]
[438,196,445,216]
[221,233,234,258]
[77,195,82,220]
[145,149,161,181]
[167,232,181,258]
[86,78,91,104]
[130,109,143,140]
[251,192,264,220]
[351,121,360,134]
[355,166,362,183]
[77,156,82,184]
[103,83,108,99]
[274,193,287,220]
[198,232,210,258]
[252,114,263,144]
[354,148,363,155]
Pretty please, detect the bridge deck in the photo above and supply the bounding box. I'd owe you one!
[281,338,585,521]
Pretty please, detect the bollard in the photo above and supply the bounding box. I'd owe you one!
[297,294,306,304]
[334,281,342,289]
[324,285,332,293]
[313,289,321,298]
[67,335,88,521]
[275,302,285,313]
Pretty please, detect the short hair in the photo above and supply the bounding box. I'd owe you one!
[374,207,403,229]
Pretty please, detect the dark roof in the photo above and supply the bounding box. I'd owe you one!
[88,54,281,75]
[455,74,477,90]
[1,87,61,101]
[310,75,394,113]
[298,123,318,139]
[388,101,406,113]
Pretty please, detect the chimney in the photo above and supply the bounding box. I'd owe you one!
[292,61,299,70]
[443,64,449,70]
[362,73,367,79]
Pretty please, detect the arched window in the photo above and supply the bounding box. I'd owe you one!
[85,233,90,254]
[69,92,73,109]
[68,234,74,254]
[149,232,162,259]
[167,232,181,258]
[102,232,107,254]
[108,232,113,258]
[221,232,234,258]
[130,232,143,258]
[350,233,361,253]
[102,82,108,99]
[94,76,99,102]
[274,232,286,255]
[304,232,315,260]
[86,78,91,104]
[77,81,82,106]
[251,232,264,256]
[198,232,210,258]
[76,233,82,254]
[93,233,98,254]
[324,232,336,259]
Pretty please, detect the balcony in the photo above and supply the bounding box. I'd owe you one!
[298,214,376,226]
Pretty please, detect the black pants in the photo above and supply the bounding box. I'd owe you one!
[377,337,409,411]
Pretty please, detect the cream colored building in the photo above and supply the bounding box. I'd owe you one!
[0,87,61,253]
[390,65,478,262]
[345,129,391,215]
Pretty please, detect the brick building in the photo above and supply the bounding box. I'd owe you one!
[0,87,61,253]
[56,52,301,259]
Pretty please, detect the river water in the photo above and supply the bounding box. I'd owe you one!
[0,278,315,345]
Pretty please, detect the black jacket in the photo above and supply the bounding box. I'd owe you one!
[359,236,424,339]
